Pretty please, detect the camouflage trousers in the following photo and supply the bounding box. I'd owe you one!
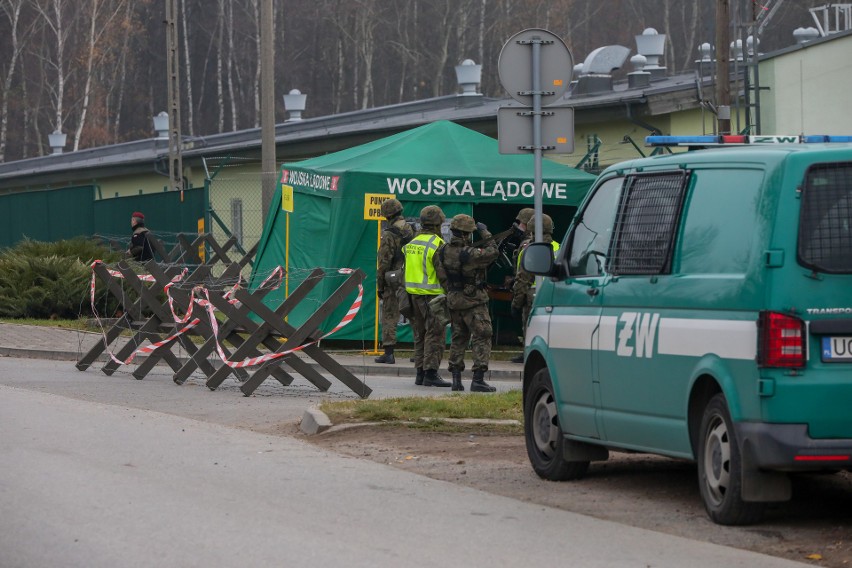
[410,293,445,371]
[380,285,401,346]
[521,295,533,335]
[447,303,493,373]
[516,289,534,335]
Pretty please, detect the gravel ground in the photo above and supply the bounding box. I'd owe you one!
[305,425,852,568]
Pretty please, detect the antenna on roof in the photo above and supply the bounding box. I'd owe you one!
[810,3,852,36]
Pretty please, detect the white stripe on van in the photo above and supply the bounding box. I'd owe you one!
[525,315,550,347]
[528,315,606,349]
[527,314,756,360]
[656,318,756,360]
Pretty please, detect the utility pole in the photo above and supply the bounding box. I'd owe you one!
[260,0,275,222]
[716,0,731,135]
[165,0,183,192]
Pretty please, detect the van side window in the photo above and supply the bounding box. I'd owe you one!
[798,162,852,274]
[609,172,689,275]
[680,168,763,274]
[567,177,624,276]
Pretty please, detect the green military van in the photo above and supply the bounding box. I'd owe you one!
[521,136,852,525]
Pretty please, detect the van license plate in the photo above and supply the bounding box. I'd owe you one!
[821,337,852,362]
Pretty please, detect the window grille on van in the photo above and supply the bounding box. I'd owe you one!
[608,171,688,275]
[798,162,852,273]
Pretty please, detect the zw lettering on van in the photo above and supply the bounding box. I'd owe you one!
[616,312,660,358]
[749,135,800,144]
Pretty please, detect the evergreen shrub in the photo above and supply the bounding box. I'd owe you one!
[0,237,122,319]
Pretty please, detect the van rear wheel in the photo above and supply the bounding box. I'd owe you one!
[697,394,765,525]
[524,368,589,481]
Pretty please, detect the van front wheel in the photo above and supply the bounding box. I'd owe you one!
[697,394,765,525]
[524,368,589,481]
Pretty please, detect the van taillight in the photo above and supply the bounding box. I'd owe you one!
[758,312,806,368]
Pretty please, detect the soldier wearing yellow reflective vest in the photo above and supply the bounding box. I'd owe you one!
[512,214,560,337]
[404,205,450,387]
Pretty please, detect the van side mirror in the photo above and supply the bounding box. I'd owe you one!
[521,242,556,276]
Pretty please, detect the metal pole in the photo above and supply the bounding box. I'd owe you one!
[165,0,183,192]
[716,0,731,135]
[532,37,543,244]
[260,0,276,223]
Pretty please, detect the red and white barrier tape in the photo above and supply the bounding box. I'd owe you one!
[88,261,360,369]
[198,268,363,368]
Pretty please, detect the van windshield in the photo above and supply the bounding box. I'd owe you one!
[798,162,852,273]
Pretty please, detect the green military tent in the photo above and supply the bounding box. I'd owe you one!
[249,120,596,343]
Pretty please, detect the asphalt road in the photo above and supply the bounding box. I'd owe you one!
[0,357,810,567]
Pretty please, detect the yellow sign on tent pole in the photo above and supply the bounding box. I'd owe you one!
[282,185,294,300]
[364,193,393,355]
[197,218,205,262]
[281,184,294,213]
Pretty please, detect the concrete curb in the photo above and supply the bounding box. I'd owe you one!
[0,347,523,382]
[301,415,522,436]
[300,407,332,435]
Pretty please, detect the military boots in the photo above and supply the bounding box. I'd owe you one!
[415,367,425,386]
[423,369,451,387]
[470,370,496,392]
[375,345,395,364]
[451,370,464,392]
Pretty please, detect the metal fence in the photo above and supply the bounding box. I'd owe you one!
[0,184,207,251]
[204,160,268,261]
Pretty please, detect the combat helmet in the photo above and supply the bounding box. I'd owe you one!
[450,214,476,233]
[420,205,445,227]
[528,213,554,235]
[380,198,403,218]
[515,208,534,226]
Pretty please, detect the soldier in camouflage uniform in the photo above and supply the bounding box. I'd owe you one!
[434,214,500,392]
[404,205,450,387]
[512,213,559,336]
[375,198,414,364]
[508,208,535,363]
[507,208,534,267]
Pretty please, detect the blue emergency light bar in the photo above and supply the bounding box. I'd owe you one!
[646,134,852,147]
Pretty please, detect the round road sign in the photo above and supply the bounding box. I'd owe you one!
[497,28,573,107]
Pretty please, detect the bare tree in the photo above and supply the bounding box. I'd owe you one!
[32,0,76,136]
[108,0,133,141]
[679,2,700,72]
[250,0,260,126]
[478,0,486,64]
[0,0,818,162]
[181,0,194,136]
[72,0,129,151]
[355,0,377,109]
[225,0,237,130]
[388,0,418,103]
[0,0,33,162]
[216,0,225,132]
[425,0,457,97]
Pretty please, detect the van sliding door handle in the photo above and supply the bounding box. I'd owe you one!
[586,287,600,297]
